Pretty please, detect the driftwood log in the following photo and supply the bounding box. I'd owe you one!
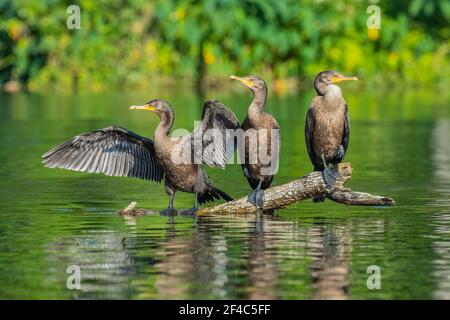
[197,162,394,215]
[119,162,394,216]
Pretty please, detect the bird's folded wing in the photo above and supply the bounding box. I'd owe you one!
[42,125,164,182]
[342,104,350,152]
[305,100,321,168]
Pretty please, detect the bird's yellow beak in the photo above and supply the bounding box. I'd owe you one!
[230,75,254,88]
[331,75,358,84]
[129,104,156,112]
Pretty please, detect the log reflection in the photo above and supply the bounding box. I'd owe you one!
[153,214,288,299]
[153,214,353,300]
[48,212,353,299]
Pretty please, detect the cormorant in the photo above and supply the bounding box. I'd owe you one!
[42,99,239,215]
[230,75,280,210]
[305,70,357,202]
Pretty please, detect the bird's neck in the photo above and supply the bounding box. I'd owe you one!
[322,84,344,108]
[248,89,267,118]
[155,110,174,138]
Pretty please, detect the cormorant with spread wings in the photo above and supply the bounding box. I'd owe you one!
[42,99,239,215]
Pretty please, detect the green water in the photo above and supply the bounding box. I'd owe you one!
[0,88,449,299]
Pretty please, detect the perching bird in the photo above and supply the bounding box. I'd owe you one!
[305,70,358,202]
[42,99,239,215]
[230,75,280,210]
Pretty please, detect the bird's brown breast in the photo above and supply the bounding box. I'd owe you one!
[241,113,280,185]
[312,105,345,160]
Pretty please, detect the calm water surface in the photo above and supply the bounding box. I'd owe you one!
[0,88,449,299]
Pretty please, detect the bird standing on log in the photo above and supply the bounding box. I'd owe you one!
[42,99,239,215]
[230,75,280,210]
[305,70,358,202]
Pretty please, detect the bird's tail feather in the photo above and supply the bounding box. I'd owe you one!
[213,187,234,202]
[198,187,233,204]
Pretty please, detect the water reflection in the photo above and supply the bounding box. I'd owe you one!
[1,90,450,299]
[47,231,137,299]
[246,214,277,299]
[150,214,290,299]
[431,119,450,299]
[308,224,351,300]
[44,212,359,299]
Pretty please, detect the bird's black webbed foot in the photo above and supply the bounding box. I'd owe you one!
[312,194,326,203]
[178,193,199,217]
[179,207,198,217]
[160,208,178,216]
[248,188,265,210]
[322,166,340,189]
[255,189,265,210]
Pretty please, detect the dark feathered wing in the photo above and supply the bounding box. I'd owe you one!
[305,101,322,170]
[42,126,164,182]
[191,100,240,168]
[342,105,350,152]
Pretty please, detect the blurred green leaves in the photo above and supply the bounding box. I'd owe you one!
[0,0,448,92]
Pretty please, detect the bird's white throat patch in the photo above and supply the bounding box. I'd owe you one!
[327,84,342,97]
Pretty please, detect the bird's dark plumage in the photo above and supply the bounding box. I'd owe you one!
[230,75,280,209]
[305,99,350,171]
[305,70,357,202]
[42,99,238,214]
[42,126,164,182]
[198,187,233,204]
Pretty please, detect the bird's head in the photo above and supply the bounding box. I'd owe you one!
[230,75,267,96]
[314,70,357,95]
[129,99,172,116]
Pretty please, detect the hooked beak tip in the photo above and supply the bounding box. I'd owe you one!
[230,75,254,88]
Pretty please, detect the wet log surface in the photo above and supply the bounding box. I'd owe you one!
[119,163,395,216]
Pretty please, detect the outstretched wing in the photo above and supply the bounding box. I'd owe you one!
[42,125,164,182]
[192,100,240,168]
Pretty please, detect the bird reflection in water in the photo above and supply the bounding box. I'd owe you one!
[153,214,352,300]
[307,223,352,300]
[46,211,353,299]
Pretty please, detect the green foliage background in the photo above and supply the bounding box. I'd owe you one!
[0,0,449,93]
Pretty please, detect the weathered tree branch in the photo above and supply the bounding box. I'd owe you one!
[197,162,394,215]
[119,162,394,216]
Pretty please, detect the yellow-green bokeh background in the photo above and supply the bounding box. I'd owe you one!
[0,0,449,93]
